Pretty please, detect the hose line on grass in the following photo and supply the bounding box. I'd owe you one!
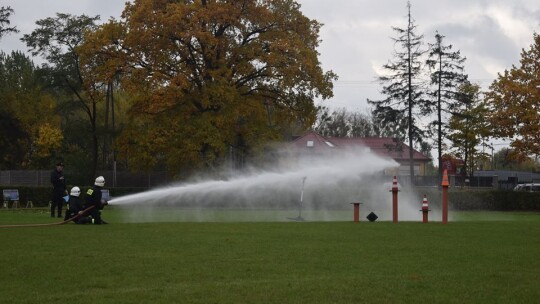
[0,205,96,228]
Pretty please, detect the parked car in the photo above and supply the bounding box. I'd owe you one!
[513,183,540,192]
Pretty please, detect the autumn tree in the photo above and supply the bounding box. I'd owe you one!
[426,31,468,179]
[0,16,23,168]
[82,0,336,175]
[368,1,429,180]
[0,111,26,169]
[493,148,538,171]
[485,32,540,159]
[0,51,62,168]
[447,83,490,177]
[22,13,104,177]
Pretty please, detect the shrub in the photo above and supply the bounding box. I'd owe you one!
[412,188,540,211]
[0,186,146,207]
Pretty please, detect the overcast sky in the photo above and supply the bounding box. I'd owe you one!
[1,0,539,114]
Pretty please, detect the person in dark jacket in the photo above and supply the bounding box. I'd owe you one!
[83,176,108,224]
[50,162,67,218]
[64,186,91,224]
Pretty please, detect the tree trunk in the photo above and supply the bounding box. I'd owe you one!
[407,7,414,183]
[437,53,443,183]
[91,100,98,179]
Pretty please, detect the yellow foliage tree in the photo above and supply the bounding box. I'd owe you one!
[80,0,336,175]
[0,51,63,168]
[485,32,540,159]
[34,123,64,158]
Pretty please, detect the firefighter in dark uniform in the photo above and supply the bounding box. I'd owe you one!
[83,176,108,224]
[50,162,67,218]
[64,186,91,224]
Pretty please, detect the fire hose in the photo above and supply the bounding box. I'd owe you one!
[0,205,96,228]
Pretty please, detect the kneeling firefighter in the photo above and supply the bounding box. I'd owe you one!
[83,176,109,224]
[64,186,92,224]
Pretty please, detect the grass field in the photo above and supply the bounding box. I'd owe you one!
[0,208,538,303]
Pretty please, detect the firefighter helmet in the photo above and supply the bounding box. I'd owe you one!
[70,186,81,197]
[94,176,105,187]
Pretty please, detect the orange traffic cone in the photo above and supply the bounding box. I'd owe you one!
[441,169,449,187]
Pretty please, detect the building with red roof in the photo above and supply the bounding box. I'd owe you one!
[289,131,432,176]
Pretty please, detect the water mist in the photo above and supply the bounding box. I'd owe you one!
[110,147,425,222]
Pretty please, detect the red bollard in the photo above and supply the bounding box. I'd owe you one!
[351,202,362,222]
[420,195,430,223]
[441,170,449,224]
[390,176,399,223]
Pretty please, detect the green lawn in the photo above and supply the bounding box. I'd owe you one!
[0,209,538,303]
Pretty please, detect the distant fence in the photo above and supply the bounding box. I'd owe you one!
[0,170,172,188]
[0,171,50,186]
[475,170,540,182]
[1,170,537,190]
[412,172,540,190]
[391,174,533,190]
[453,175,498,188]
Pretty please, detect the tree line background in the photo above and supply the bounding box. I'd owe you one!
[0,1,538,183]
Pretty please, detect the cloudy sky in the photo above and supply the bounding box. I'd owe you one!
[1,0,539,114]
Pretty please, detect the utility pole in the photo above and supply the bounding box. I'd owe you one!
[110,80,117,187]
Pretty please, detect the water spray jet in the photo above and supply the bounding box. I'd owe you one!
[108,148,426,223]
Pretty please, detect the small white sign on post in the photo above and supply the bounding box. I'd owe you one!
[3,189,19,201]
[2,189,19,208]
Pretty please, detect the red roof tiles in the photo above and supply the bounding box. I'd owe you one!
[290,131,430,161]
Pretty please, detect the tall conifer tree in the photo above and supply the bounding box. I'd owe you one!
[368,1,428,180]
[426,32,468,179]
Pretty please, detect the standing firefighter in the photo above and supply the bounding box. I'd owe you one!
[84,176,108,224]
[50,162,67,218]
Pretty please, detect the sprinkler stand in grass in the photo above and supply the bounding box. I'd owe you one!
[288,176,307,221]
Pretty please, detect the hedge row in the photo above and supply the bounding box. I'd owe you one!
[1,186,144,207]
[2,186,539,211]
[413,188,540,211]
